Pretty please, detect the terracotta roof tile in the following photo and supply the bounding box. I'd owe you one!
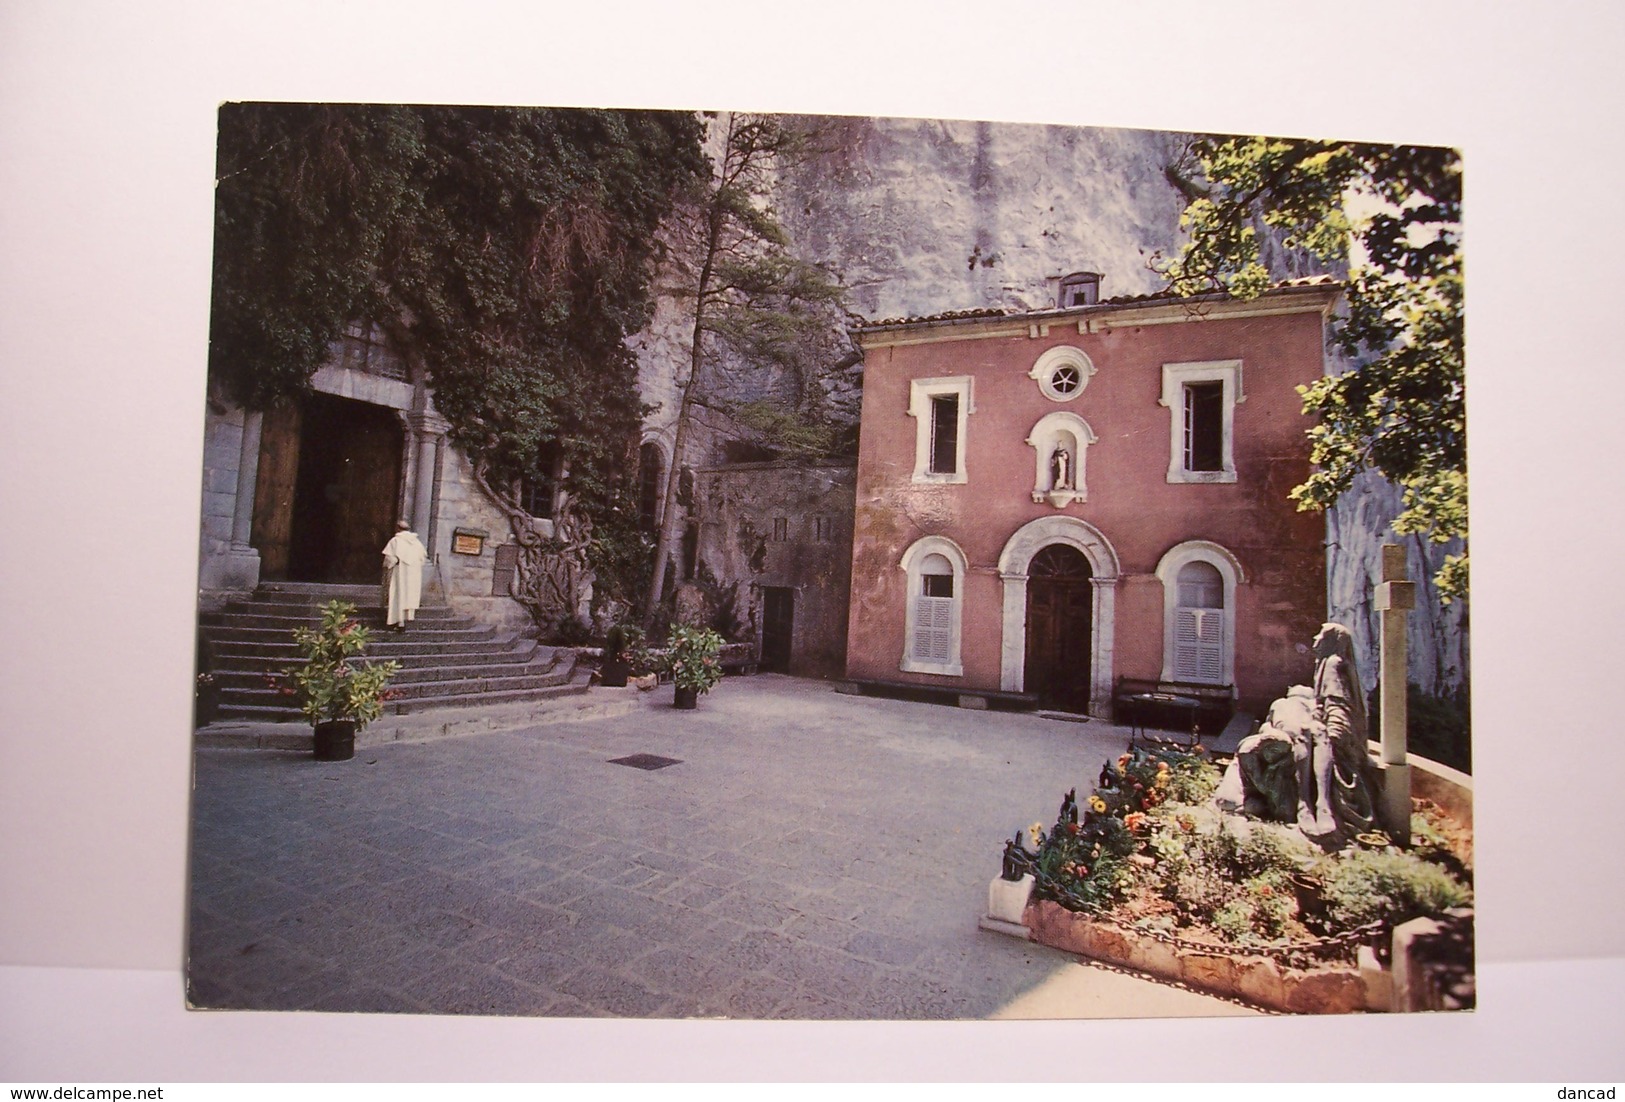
[855,276,1338,331]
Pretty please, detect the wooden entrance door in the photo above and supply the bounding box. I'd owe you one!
[1023,544,1093,713]
[761,586,794,673]
[253,392,404,584]
[251,399,303,580]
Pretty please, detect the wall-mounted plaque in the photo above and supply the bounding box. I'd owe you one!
[452,527,488,556]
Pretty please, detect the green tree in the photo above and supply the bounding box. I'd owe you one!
[641,112,847,627]
[209,103,705,631]
[1159,138,1465,598]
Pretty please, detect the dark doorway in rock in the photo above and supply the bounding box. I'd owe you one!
[1023,543,1093,713]
[252,392,403,584]
[761,586,794,674]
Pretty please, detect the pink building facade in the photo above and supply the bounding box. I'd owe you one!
[844,281,1340,719]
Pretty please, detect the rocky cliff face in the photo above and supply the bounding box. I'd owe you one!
[778,116,1190,318]
[634,113,1467,697]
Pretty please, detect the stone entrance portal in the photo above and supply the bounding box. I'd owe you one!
[252,391,404,584]
[1023,544,1093,713]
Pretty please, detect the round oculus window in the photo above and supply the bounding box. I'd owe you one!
[1047,363,1082,397]
[1029,346,1096,402]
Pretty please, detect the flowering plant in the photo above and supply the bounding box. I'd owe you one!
[662,624,725,695]
[280,600,401,728]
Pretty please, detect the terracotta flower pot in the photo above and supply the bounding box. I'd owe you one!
[313,719,357,762]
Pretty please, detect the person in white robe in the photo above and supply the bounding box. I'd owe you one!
[382,520,428,632]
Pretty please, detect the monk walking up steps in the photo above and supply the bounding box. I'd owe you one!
[382,520,427,633]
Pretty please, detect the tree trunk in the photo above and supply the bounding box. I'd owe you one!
[643,160,729,631]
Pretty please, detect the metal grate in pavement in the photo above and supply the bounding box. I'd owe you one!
[608,753,682,771]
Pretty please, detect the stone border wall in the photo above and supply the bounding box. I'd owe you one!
[1024,900,1386,1014]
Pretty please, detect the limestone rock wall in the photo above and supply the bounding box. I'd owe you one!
[779,116,1190,319]
[1328,472,1469,698]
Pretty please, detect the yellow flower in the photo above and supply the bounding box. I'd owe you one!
[1088,796,1107,813]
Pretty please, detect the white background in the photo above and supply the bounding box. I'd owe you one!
[2,0,1622,1082]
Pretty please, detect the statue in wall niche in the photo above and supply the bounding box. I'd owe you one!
[1050,445,1071,491]
[1214,623,1377,848]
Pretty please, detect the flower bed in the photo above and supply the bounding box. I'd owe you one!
[1007,745,1474,1012]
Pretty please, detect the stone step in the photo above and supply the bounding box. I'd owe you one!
[250,582,395,601]
[218,671,588,722]
[197,673,617,747]
[214,642,554,676]
[199,583,579,730]
[201,607,459,628]
[212,656,555,689]
[202,622,501,646]
[210,636,534,662]
[225,662,573,709]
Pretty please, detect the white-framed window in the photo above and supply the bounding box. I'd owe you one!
[1159,360,1244,484]
[899,535,968,676]
[908,376,973,484]
[1026,411,1097,507]
[1028,345,1097,403]
[1155,540,1245,687]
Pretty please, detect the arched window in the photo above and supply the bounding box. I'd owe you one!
[1173,561,1224,682]
[900,536,968,676]
[1155,541,1244,688]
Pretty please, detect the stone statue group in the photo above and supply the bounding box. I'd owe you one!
[1215,623,1377,849]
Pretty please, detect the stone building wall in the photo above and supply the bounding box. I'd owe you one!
[691,462,857,680]
[429,448,547,639]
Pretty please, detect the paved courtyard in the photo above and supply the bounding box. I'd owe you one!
[187,674,1256,1020]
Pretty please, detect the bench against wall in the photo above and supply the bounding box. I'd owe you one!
[1112,676,1235,736]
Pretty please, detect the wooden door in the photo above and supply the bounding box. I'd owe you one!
[250,399,303,580]
[761,586,794,673]
[1023,544,1093,713]
[284,393,404,584]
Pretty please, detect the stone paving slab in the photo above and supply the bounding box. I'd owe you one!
[187,673,1257,1020]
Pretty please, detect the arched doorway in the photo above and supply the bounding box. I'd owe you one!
[997,515,1120,717]
[1023,544,1094,712]
[252,391,405,583]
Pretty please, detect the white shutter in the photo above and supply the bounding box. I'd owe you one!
[913,595,953,664]
[1174,607,1224,683]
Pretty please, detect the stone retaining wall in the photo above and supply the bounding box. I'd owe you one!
[1024,900,1384,1014]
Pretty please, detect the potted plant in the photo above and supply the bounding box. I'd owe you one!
[663,624,724,709]
[599,623,647,688]
[194,671,221,727]
[281,600,401,761]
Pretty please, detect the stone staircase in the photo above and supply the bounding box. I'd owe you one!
[199,582,587,723]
